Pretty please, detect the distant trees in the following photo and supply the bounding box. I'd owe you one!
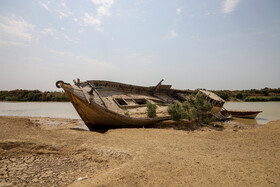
[235,92,243,99]
[214,91,229,101]
[211,88,280,102]
[0,90,69,102]
[244,96,280,102]
[1,87,279,103]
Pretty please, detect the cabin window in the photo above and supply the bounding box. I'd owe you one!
[124,99,136,105]
[115,98,127,106]
[134,99,147,105]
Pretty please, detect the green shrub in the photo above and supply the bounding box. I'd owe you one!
[271,88,280,93]
[244,97,269,102]
[190,89,199,96]
[146,101,157,118]
[269,96,280,101]
[235,92,243,99]
[259,97,269,101]
[167,101,185,121]
[168,93,215,124]
[244,93,249,98]
[261,88,269,96]
[184,93,214,124]
[214,91,229,101]
[244,97,251,101]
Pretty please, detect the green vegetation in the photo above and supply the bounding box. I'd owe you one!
[235,92,243,99]
[167,101,185,121]
[214,91,229,101]
[270,96,280,101]
[168,93,215,124]
[183,93,215,124]
[244,96,280,102]
[0,90,69,102]
[124,110,130,117]
[209,88,280,102]
[146,101,157,118]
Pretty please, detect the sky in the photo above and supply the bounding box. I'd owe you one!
[0,0,279,91]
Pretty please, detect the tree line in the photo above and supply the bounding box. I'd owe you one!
[0,90,69,102]
[0,87,279,102]
[212,87,280,102]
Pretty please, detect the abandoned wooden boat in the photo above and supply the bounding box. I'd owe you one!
[56,79,227,130]
[221,110,262,119]
[56,79,186,129]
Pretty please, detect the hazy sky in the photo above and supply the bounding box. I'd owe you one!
[0,0,279,91]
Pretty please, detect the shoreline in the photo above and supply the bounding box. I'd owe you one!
[1,116,280,186]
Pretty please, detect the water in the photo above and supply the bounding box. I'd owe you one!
[0,101,279,125]
[224,102,280,125]
[0,102,80,119]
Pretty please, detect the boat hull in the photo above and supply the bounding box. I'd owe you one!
[222,111,262,119]
[64,89,169,130]
[56,79,226,130]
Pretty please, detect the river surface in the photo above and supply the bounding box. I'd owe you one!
[0,102,80,119]
[224,102,280,125]
[0,101,279,125]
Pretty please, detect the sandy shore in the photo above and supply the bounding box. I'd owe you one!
[0,116,280,186]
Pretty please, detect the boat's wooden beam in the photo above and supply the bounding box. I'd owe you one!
[153,79,164,95]
[86,81,107,108]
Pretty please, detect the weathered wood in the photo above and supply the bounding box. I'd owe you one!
[57,80,226,130]
[153,79,164,94]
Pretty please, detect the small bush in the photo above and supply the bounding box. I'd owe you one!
[214,91,229,101]
[146,101,157,118]
[269,96,280,101]
[168,93,215,124]
[235,92,243,99]
[184,93,214,124]
[244,97,269,102]
[261,88,269,96]
[167,101,185,121]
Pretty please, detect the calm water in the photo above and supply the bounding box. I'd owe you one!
[0,101,279,125]
[224,102,280,125]
[0,102,80,119]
